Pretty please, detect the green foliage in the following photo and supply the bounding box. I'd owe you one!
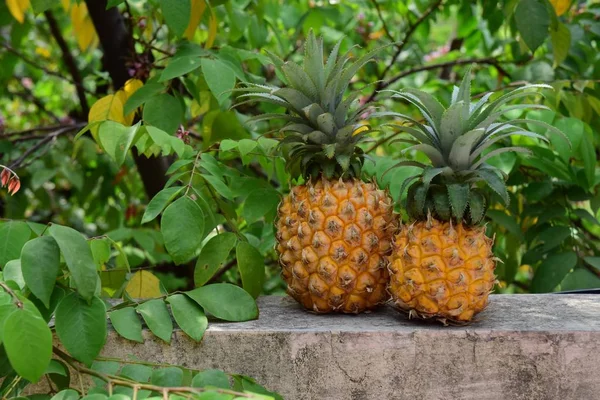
[0,0,598,396]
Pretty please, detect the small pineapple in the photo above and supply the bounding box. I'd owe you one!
[382,67,566,323]
[237,33,396,313]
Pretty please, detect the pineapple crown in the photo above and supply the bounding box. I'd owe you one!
[235,31,387,181]
[378,66,569,224]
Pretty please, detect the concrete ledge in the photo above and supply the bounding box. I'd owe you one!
[88,294,600,400]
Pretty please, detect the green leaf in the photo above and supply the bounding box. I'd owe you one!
[536,225,571,252]
[145,126,185,157]
[55,293,107,366]
[201,174,234,200]
[31,0,53,13]
[166,294,207,341]
[584,257,600,273]
[21,236,60,308]
[242,188,280,225]
[142,186,185,224]
[160,0,191,36]
[561,269,600,291]
[143,94,183,135]
[235,242,265,299]
[51,389,80,400]
[123,83,164,115]
[192,369,230,389]
[136,299,173,343]
[233,375,282,400]
[49,225,99,301]
[46,359,70,391]
[447,184,469,220]
[580,131,595,189]
[90,238,111,269]
[90,361,120,387]
[531,251,577,293]
[0,221,31,268]
[26,222,48,236]
[573,209,599,225]
[166,159,195,175]
[98,121,142,166]
[486,210,524,240]
[201,59,236,106]
[476,168,509,205]
[4,260,24,289]
[119,364,152,382]
[4,308,52,382]
[194,233,237,287]
[0,304,17,343]
[550,21,571,67]
[106,0,125,9]
[108,307,143,343]
[160,57,203,82]
[151,367,183,387]
[186,283,258,322]
[161,196,205,264]
[515,0,550,52]
[237,139,257,160]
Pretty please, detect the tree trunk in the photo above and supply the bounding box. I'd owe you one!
[84,0,169,199]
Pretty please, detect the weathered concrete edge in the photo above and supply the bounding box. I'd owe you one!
[36,294,600,400]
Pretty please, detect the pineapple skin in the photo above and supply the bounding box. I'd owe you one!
[276,177,397,313]
[388,219,496,322]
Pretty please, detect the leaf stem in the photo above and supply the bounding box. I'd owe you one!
[52,347,257,398]
[0,282,23,308]
[184,151,204,196]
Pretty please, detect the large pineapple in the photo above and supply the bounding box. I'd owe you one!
[237,33,396,313]
[382,67,566,323]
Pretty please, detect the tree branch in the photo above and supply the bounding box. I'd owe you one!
[381,57,505,90]
[0,124,69,138]
[45,10,90,117]
[207,259,237,285]
[8,124,84,170]
[369,0,395,43]
[0,42,93,94]
[366,0,444,103]
[53,347,257,398]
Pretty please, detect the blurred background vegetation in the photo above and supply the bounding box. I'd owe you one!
[1,0,599,296]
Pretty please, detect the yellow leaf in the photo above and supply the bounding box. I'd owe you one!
[369,30,385,40]
[121,79,143,125]
[88,94,126,124]
[35,47,51,58]
[352,125,370,136]
[124,78,143,97]
[115,90,133,125]
[61,0,69,11]
[70,2,98,51]
[125,270,162,299]
[549,0,571,16]
[205,4,217,49]
[6,0,30,23]
[184,0,206,40]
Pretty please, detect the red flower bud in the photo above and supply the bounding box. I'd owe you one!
[0,169,9,186]
[8,178,20,196]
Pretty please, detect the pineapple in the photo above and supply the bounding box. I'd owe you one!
[237,33,396,313]
[381,67,567,323]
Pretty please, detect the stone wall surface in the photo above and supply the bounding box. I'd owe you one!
[36,294,600,400]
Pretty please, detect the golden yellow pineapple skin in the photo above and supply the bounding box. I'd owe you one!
[388,220,496,322]
[276,178,396,313]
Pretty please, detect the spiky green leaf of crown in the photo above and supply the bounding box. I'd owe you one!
[235,31,387,180]
[379,66,570,224]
